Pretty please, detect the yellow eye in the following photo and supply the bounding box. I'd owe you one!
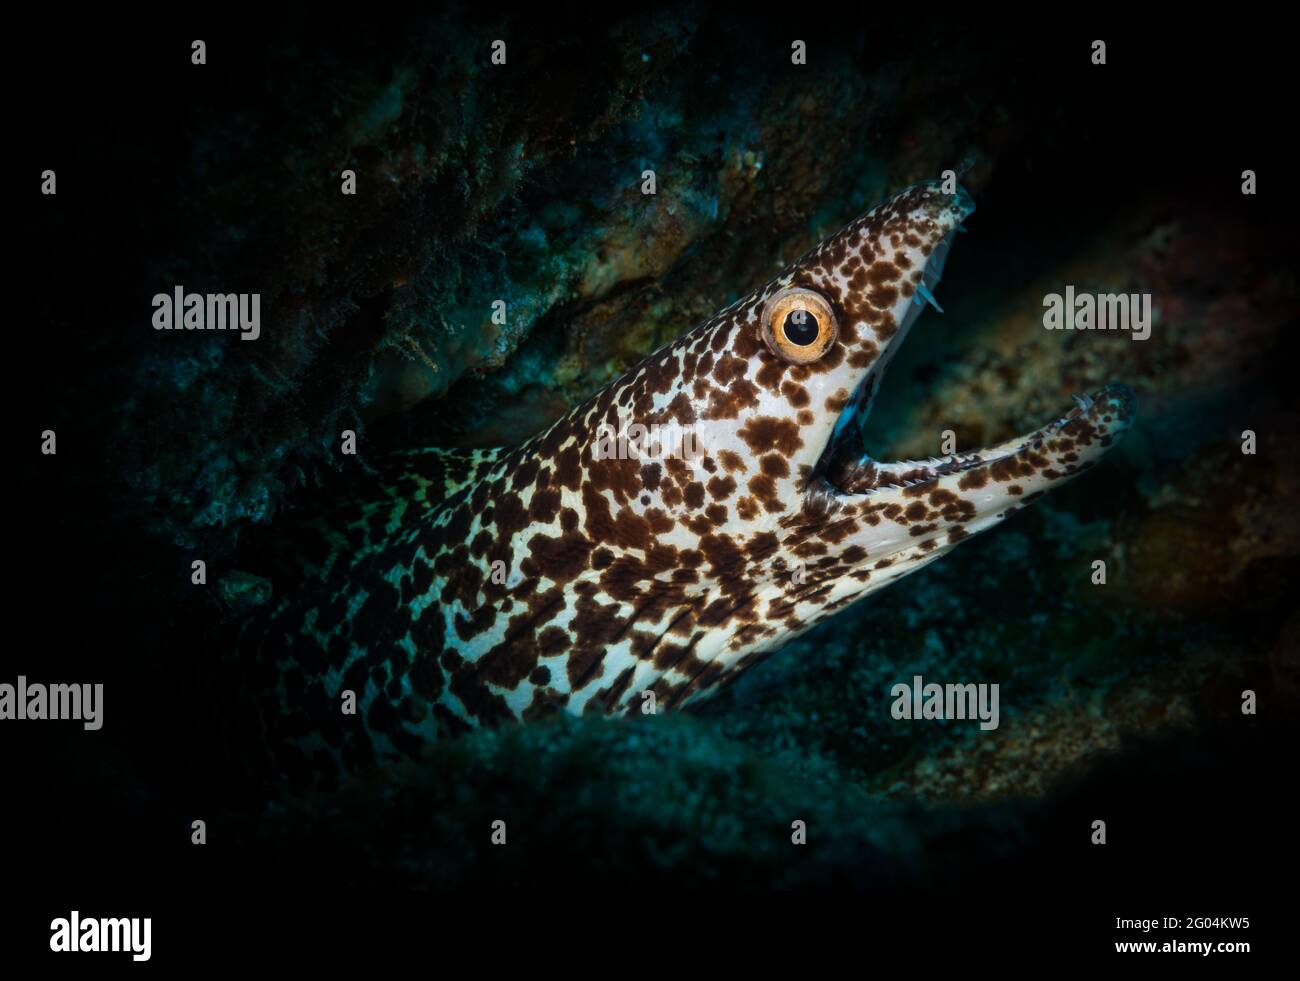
[760,288,838,364]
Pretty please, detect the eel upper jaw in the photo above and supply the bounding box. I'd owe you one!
[810,223,959,498]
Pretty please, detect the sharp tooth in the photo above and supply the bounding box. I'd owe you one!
[914,282,944,313]
[1072,393,1094,411]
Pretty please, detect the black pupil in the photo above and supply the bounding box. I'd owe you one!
[782,309,819,346]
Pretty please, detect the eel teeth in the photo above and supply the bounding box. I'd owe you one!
[914,282,944,313]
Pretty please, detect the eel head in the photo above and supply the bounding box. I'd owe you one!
[517,179,1135,706]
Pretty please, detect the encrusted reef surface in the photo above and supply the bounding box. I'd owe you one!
[22,10,1297,889]
[94,11,1027,556]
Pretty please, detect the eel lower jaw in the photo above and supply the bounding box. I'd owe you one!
[819,383,1138,499]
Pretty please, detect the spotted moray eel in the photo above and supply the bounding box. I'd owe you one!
[238,179,1136,781]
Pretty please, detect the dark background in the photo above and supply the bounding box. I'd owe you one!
[6,4,1295,960]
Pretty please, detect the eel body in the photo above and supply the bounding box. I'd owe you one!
[239,180,1136,779]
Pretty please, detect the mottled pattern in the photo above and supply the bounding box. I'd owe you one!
[237,180,1136,782]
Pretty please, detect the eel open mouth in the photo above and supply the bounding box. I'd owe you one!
[815,226,1137,500]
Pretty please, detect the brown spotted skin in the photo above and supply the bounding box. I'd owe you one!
[237,180,1135,783]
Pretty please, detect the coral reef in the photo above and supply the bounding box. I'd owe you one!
[96,12,1020,559]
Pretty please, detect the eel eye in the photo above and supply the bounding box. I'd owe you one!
[760,288,838,364]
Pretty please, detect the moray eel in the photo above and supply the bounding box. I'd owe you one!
[238,179,1136,781]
